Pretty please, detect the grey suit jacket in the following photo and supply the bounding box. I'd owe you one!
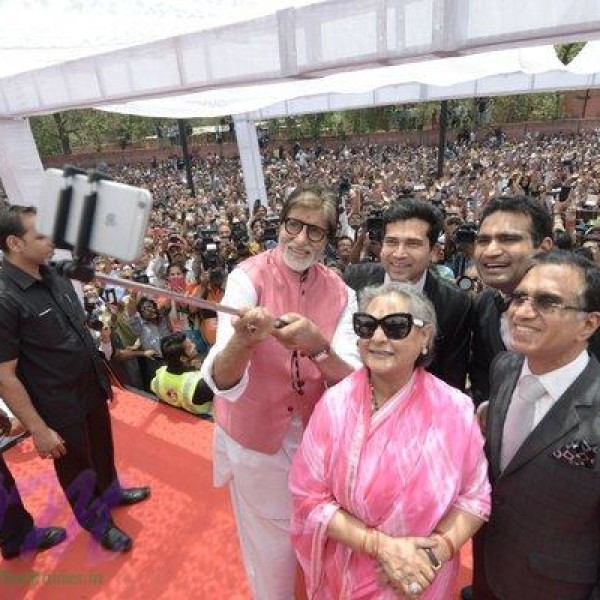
[475,351,600,600]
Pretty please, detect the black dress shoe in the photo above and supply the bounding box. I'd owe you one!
[97,523,132,553]
[117,486,151,506]
[1,526,67,560]
[461,586,473,600]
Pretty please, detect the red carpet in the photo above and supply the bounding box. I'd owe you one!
[1,389,472,599]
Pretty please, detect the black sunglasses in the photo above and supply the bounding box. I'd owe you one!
[353,312,425,340]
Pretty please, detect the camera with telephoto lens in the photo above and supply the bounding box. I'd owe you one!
[454,223,478,245]
[195,228,221,270]
[132,268,149,284]
[365,208,385,243]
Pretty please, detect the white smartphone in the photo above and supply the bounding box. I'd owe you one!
[38,168,152,262]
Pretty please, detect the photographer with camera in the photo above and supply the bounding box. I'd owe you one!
[347,207,384,264]
[447,222,478,279]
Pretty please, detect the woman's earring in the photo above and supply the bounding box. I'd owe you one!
[421,347,428,355]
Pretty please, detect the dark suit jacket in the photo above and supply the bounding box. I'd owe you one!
[473,352,600,600]
[470,289,507,406]
[344,263,472,390]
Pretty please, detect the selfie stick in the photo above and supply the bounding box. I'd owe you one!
[50,167,244,320]
[92,273,242,317]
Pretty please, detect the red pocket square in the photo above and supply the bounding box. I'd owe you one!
[552,439,598,469]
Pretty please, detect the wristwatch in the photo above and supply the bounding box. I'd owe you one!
[423,547,442,571]
[308,344,331,363]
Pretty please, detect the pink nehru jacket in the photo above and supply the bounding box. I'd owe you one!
[214,247,348,454]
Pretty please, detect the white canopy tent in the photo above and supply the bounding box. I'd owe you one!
[2,0,600,207]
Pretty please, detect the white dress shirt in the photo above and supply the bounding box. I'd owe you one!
[517,350,589,430]
[384,268,427,292]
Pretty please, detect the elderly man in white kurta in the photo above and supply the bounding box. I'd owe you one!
[202,186,361,600]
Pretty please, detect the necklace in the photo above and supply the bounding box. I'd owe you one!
[370,382,386,414]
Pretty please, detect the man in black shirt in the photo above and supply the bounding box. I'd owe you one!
[0,206,150,553]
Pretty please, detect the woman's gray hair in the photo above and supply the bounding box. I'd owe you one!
[358,282,438,368]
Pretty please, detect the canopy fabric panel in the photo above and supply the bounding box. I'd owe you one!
[96,44,600,120]
[1,0,600,118]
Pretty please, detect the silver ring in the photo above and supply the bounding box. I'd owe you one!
[408,582,422,595]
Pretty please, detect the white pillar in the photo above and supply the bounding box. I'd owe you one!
[233,114,267,212]
[0,118,44,207]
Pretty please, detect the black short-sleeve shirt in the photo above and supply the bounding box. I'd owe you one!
[0,260,112,428]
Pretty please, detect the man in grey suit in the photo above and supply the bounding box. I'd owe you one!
[473,250,600,600]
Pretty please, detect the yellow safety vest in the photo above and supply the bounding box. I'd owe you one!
[150,366,212,416]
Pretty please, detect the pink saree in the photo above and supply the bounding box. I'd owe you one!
[289,367,491,599]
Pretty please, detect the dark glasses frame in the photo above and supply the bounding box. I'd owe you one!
[353,312,426,340]
[508,291,586,314]
[283,217,328,243]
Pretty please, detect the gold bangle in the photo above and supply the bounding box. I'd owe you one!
[361,527,379,558]
[433,529,456,558]
[360,527,371,555]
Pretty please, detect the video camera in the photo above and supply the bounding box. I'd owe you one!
[454,223,478,245]
[365,208,385,243]
[263,215,280,245]
[194,229,221,271]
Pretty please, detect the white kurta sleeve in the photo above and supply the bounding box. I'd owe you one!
[330,286,362,369]
[200,268,258,402]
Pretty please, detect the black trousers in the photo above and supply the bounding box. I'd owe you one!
[53,400,120,534]
[0,454,34,550]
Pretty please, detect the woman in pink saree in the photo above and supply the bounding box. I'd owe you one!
[290,283,491,599]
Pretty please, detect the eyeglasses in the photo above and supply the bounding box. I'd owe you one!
[353,312,425,340]
[283,217,328,243]
[508,291,586,314]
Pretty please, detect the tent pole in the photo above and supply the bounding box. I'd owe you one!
[436,100,448,179]
[178,119,196,197]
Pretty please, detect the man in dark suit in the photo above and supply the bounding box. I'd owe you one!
[473,250,600,599]
[344,199,471,390]
[470,196,553,405]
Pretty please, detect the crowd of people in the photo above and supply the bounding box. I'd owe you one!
[0,127,599,599]
[64,129,600,400]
